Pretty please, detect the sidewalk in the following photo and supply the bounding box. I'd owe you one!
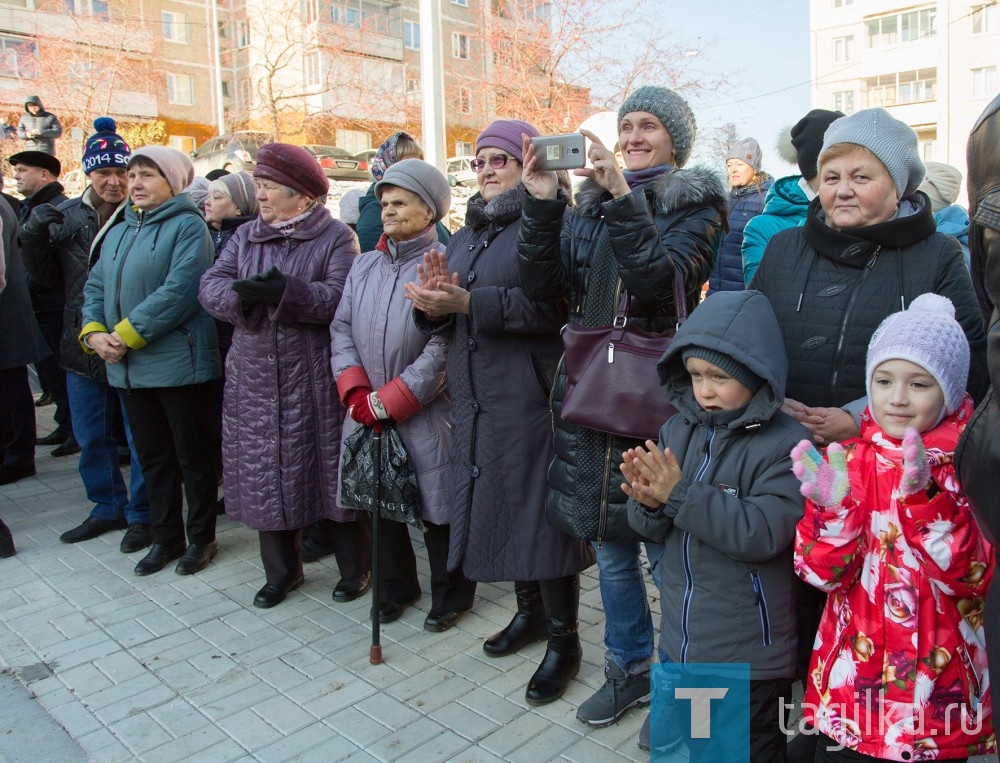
[0,407,666,762]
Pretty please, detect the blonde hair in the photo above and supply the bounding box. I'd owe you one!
[817,143,883,174]
[395,134,423,162]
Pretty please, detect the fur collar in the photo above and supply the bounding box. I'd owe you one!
[573,165,728,220]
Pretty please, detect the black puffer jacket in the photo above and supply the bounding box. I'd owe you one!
[18,181,67,313]
[517,168,727,541]
[20,188,123,380]
[750,193,988,408]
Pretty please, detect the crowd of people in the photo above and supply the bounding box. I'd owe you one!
[2,85,1000,763]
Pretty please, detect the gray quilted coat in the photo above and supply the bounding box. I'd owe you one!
[331,226,452,525]
[198,205,363,530]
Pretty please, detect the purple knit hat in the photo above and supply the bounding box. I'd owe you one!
[476,119,540,163]
[254,143,329,198]
[370,131,414,182]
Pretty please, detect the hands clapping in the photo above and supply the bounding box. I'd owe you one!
[403,249,469,317]
[620,440,682,509]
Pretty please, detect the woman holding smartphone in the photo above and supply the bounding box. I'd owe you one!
[516,87,727,749]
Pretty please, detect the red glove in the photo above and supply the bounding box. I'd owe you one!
[345,386,371,417]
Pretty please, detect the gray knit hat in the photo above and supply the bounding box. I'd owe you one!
[618,85,696,168]
[212,170,258,216]
[725,138,762,171]
[375,159,451,223]
[681,346,765,395]
[866,293,969,419]
[819,107,926,199]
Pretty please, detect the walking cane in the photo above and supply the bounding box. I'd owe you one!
[369,425,383,665]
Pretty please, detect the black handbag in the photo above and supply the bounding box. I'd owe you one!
[560,268,687,441]
[340,423,424,530]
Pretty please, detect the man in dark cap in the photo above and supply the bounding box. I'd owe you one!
[16,96,62,155]
[10,150,75,456]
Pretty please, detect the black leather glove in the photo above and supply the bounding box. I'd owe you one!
[22,204,64,235]
[231,266,287,307]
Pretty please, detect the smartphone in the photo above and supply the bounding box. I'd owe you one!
[530,133,586,171]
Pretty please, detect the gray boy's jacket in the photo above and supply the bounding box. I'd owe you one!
[16,96,62,155]
[627,290,807,680]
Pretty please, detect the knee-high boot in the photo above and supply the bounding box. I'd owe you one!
[483,580,547,657]
[525,574,581,706]
[0,519,15,557]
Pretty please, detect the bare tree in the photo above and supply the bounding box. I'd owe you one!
[700,121,741,165]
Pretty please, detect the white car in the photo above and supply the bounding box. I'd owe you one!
[446,156,477,187]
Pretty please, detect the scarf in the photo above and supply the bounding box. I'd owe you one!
[464,184,523,230]
[623,164,672,192]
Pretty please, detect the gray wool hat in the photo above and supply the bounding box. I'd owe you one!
[618,85,697,168]
[726,138,762,171]
[819,107,926,199]
[681,346,765,395]
[375,158,451,223]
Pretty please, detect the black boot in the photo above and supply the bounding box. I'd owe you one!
[525,574,581,706]
[484,580,547,657]
[0,519,15,558]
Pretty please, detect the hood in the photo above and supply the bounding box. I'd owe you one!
[24,95,43,112]
[573,165,728,222]
[656,290,787,427]
[759,175,809,218]
[125,192,205,227]
[933,205,970,239]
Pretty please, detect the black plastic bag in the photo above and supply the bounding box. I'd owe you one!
[340,424,424,531]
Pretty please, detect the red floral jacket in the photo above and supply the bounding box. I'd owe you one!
[795,396,995,761]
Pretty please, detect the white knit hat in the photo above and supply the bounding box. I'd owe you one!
[866,293,969,418]
[918,162,962,213]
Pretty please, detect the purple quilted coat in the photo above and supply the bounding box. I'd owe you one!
[198,205,362,530]
[331,226,453,525]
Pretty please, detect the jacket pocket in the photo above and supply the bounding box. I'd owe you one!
[177,327,196,372]
[749,568,772,646]
[528,351,552,401]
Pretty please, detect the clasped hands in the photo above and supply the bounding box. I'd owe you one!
[620,440,682,509]
[403,250,469,319]
[232,266,287,309]
[88,331,128,364]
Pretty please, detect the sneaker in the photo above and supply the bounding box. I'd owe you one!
[120,524,153,554]
[575,660,650,727]
[638,706,683,753]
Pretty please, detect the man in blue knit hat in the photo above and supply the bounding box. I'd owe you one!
[19,117,153,552]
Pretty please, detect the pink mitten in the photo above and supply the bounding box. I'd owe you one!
[899,427,931,497]
[791,439,849,507]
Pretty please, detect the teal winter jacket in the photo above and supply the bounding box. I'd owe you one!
[741,175,810,285]
[81,194,220,389]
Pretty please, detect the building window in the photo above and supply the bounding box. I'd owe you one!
[973,4,998,34]
[455,141,473,156]
[405,77,420,102]
[305,50,322,87]
[457,87,472,114]
[834,0,853,5]
[234,20,249,48]
[64,0,109,18]
[833,35,854,63]
[451,0,468,5]
[864,68,936,107]
[973,66,998,98]
[301,0,319,23]
[162,12,189,44]
[451,32,470,59]
[833,90,855,115]
[239,79,253,109]
[169,136,196,154]
[0,36,39,78]
[404,20,420,49]
[166,73,195,106]
[221,80,230,97]
[867,7,935,47]
[0,0,29,8]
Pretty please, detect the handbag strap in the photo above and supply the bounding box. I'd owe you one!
[616,263,690,326]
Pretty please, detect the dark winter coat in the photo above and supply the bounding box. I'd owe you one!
[199,205,361,531]
[415,187,594,580]
[81,194,220,390]
[356,181,451,254]
[628,290,807,679]
[332,226,453,525]
[18,181,67,313]
[517,167,727,542]
[0,197,49,370]
[16,96,62,155]
[210,213,258,361]
[707,178,771,294]
[750,193,988,409]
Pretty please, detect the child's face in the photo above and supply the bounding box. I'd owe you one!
[870,359,945,438]
[685,357,754,412]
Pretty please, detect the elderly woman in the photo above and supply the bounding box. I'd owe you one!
[199,144,370,608]
[80,147,221,577]
[333,159,476,631]
[518,86,727,743]
[405,120,593,705]
[707,137,771,294]
[204,171,258,253]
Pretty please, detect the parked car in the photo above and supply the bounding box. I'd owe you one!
[302,145,370,182]
[446,156,477,187]
[190,131,272,176]
[352,149,378,178]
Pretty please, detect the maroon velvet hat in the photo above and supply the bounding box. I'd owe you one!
[253,143,329,198]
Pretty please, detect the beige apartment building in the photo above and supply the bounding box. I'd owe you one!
[810,0,1000,198]
[1,0,558,160]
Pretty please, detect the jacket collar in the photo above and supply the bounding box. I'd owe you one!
[125,193,203,226]
[26,181,65,209]
[248,203,332,243]
[573,165,728,221]
[376,225,439,262]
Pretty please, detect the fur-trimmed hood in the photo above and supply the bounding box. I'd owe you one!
[573,165,729,224]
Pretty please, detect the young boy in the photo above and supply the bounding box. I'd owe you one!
[793,293,994,762]
[625,289,809,761]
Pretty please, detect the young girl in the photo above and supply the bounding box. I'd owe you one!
[793,293,995,762]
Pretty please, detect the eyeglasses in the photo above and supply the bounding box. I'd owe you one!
[471,154,513,172]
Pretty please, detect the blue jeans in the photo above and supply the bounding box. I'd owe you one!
[593,538,664,674]
[66,372,149,525]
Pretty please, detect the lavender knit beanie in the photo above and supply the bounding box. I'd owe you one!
[866,293,969,417]
[476,119,540,164]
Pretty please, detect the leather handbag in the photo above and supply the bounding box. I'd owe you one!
[560,268,687,441]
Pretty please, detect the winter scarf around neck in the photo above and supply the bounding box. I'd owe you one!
[623,164,672,192]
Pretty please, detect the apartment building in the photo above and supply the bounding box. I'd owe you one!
[810,0,1000,196]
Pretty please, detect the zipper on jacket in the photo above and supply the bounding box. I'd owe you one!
[750,568,772,645]
[829,246,879,395]
[597,433,613,546]
[178,327,196,372]
[680,424,716,662]
[115,215,145,391]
